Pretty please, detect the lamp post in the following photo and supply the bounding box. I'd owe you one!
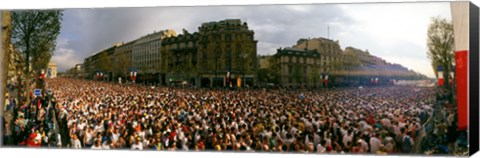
[215,53,219,88]
[240,53,248,88]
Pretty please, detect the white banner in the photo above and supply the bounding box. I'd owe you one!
[450,1,469,51]
[438,71,444,79]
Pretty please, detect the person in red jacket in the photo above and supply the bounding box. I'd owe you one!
[26,132,41,147]
[367,114,376,126]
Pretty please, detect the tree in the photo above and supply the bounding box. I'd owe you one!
[2,11,12,114]
[292,65,302,85]
[115,52,132,80]
[95,52,113,81]
[310,66,320,87]
[258,56,281,85]
[426,17,454,90]
[11,10,62,102]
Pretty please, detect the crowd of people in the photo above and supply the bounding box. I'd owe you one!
[3,77,437,155]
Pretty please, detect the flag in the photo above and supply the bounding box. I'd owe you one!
[133,72,137,81]
[237,77,241,87]
[40,69,45,79]
[438,66,445,86]
[226,71,231,84]
[323,75,329,86]
[450,1,469,130]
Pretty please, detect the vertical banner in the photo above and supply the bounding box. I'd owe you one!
[455,51,468,130]
[226,71,230,84]
[450,1,469,131]
[237,77,241,88]
[324,75,328,87]
[437,66,445,86]
[40,69,45,79]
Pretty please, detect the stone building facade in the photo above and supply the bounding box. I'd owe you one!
[84,30,176,83]
[113,40,136,80]
[161,19,258,88]
[161,30,199,86]
[46,62,57,78]
[343,46,386,66]
[273,47,322,87]
[132,30,176,83]
[292,37,344,72]
[83,43,121,80]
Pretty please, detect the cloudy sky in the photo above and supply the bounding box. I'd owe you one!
[51,2,452,78]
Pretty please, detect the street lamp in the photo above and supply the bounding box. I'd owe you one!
[240,53,248,88]
[214,52,220,88]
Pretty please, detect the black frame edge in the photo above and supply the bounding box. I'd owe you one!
[469,1,479,156]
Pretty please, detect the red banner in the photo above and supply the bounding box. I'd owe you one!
[438,78,445,86]
[455,50,468,130]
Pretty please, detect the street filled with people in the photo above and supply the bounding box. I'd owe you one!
[4,77,441,154]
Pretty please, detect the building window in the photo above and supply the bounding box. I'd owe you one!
[225,34,231,41]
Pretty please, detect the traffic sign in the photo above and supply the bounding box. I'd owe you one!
[34,89,42,97]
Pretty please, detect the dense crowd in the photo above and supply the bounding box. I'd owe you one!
[4,78,436,154]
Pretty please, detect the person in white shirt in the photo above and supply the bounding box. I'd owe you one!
[94,123,104,134]
[111,128,120,142]
[343,131,352,147]
[83,127,94,147]
[102,140,112,149]
[70,134,82,149]
[358,138,369,152]
[316,140,326,153]
[369,135,382,153]
[91,140,103,150]
[131,137,143,150]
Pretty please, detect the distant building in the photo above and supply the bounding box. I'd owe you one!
[83,43,121,80]
[161,30,199,86]
[47,62,57,78]
[272,47,322,88]
[113,40,136,79]
[292,37,344,72]
[257,55,272,69]
[84,30,176,83]
[132,29,176,82]
[75,64,82,71]
[161,19,258,88]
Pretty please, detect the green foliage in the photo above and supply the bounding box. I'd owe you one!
[11,10,63,72]
[427,16,454,89]
[115,52,132,77]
